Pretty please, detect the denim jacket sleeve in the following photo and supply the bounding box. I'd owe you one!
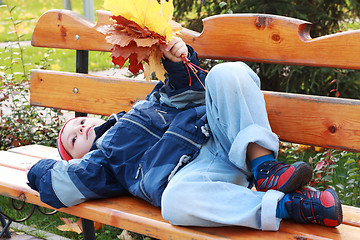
[146,45,207,109]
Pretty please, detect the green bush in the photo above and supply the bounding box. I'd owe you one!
[0,4,64,150]
[279,144,360,207]
[0,3,114,150]
[174,0,360,99]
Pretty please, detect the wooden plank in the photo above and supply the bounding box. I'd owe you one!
[1,149,360,240]
[8,144,61,160]
[31,9,360,70]
[264,91,360,152]
[30,70,360,151]
[180,14,360,70]
[0,151,39,171]
[278,221,360,240]
[0,162,293,240]
[31,10,113,52]
[30,69,156,115]
[342,205,360,227]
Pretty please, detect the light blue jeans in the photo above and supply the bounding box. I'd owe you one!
[161,62,285,231]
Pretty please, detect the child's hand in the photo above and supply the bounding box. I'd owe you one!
[160,36,188,63]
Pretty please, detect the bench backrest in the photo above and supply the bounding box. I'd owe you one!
[30,9,360,152]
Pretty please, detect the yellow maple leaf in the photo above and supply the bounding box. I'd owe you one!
[144,46,167,81]
[56,217,82,234]
[56,217,105,234]
[104,0,174,41]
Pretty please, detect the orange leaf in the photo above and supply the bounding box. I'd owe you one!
[111,15,154,39]
[106,32,134,47]
[134,38,159,47]
[57,217,82,234]
[118,230,134,240]
[94,221,105,231]
[111,42,156,76]
[96,4,177,81]
[75,218,104,231]
[144,47,166,81]
[111,43,133,60]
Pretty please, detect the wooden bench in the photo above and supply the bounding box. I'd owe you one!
[0,9,360,239]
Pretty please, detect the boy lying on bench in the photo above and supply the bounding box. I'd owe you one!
[27,37,343,231]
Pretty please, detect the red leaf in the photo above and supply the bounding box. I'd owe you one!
[315,161,325,171]
[329,79,337,84]
[111,15,152,38]
[112,55,126,69]
[128,53,144,75]
[97,13,172,80]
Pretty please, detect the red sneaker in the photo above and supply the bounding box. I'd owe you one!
[255,161,312,193]
[285,188,343,227]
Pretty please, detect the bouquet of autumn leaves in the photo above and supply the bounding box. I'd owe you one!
[97,0,182,81]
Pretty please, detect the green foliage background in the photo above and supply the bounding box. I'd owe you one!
[174,0,360,99]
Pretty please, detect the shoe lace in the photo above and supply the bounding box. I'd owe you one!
[258,162,287,175]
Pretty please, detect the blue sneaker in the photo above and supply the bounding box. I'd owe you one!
[255,161,313,193]
[285,188,343,227]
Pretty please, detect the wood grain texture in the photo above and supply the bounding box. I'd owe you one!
[30,70,155,114]
[30,70,360,151]
[31,10,113,51]
[264,91,360,152]
[0,148,360,240]
[180,14,360,69]
[32,10,360,69]
[8,144,61,160]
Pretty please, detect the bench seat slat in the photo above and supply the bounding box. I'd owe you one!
[8,144,61,160]
[30,70,360,152]
[32,9,360,70]
[0,148,360,240]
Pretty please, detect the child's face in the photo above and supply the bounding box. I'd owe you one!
[61,117,106,159]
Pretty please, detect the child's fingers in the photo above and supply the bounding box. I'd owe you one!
[170,40,188,58]
[162,37,178,51]
[160,36,187,62]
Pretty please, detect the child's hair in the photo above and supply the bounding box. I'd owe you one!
[57,117,76,161]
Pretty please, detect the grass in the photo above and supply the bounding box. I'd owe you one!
[0,0,106,42]
[0,45,114,74]
[0,0,116,74]
[0,196,125,239]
